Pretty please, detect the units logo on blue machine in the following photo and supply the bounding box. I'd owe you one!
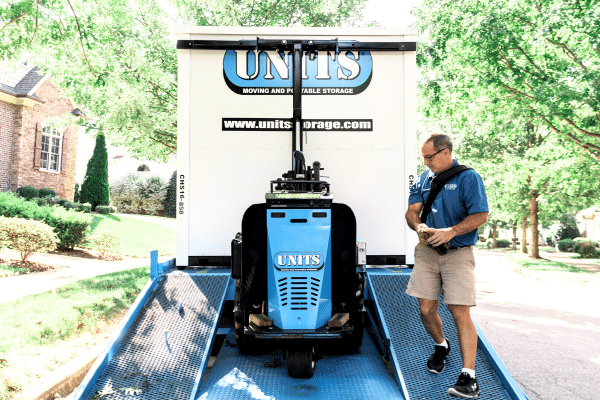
[274,252,325,271]
[223,50,373,95]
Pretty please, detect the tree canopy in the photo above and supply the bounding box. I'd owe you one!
[415,0,600,162]
[0,0,368,161]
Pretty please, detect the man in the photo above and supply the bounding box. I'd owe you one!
[405,133,489,399]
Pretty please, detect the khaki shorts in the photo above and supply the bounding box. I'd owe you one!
[405,244,476,306]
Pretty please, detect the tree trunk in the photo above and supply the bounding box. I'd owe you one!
[512,224,517,250]
[520,216,528,254]
[492,222,497,248]
[529,193,540,259]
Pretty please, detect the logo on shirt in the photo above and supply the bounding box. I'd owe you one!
[444,183,457,190]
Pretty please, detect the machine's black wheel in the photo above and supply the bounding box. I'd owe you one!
[286,344,316,378]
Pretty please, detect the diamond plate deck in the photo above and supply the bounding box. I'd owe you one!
[367,270,512,400]
[83,271,230,400]
[197,332,404,400]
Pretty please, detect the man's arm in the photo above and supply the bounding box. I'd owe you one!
[406,202,424,231]
[406,202,433,245]
[425,212,489,246]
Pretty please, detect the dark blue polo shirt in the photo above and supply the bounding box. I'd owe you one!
[409,159,489,247]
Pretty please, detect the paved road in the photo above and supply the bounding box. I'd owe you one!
[472,251,600,400]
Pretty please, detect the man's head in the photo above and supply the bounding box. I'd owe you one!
[421,133,454,174]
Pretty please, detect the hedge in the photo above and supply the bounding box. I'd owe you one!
[0,192,92,250]
[110,174,167,215]
[39,188,56,198]
[16,186,39,200]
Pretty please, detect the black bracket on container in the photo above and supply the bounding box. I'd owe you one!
[177,39,416,52]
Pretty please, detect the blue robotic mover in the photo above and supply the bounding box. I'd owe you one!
[230,42,365,379]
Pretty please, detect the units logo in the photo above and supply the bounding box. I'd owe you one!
[274,252,325,271]
[223,50,372,95]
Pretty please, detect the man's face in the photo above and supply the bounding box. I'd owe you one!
[421,142,451,174]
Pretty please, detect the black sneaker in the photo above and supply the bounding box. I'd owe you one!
[426,340,450,374]
[447,372,481,398]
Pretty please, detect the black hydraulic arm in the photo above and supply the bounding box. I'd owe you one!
[292,43,303,168]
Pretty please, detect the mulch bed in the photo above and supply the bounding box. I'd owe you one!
[51,247,128,262]
[0,248,129,276]
[0,257,62,274]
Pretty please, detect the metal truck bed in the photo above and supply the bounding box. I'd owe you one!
[73,264,528,400]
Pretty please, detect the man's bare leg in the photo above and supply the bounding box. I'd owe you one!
[448,304,477,370]
[418,298,445,344]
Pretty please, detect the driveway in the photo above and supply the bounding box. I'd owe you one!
[472,251,600,400]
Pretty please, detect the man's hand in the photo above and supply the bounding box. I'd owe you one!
[425,227,456,247]
[417,223,433,246]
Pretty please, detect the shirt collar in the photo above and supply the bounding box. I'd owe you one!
[427,159,459,180]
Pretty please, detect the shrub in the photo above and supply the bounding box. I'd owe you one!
[62,200,77,210]
[0,192,52,220]
[485,238,511,248]
[85,232,120,257]
[573,238,600,248]
[16,186,39,200]
[44,206,92,250]
[165,170,177,218]
[496,239,511,248]
[576,242,598,259]
[0,217,59,261]
[38,188,56,198]
[110,174,167,215]
[77,203,92,213]
[96,205,116,214]
[557,238,574,252]
[573,239,600,254]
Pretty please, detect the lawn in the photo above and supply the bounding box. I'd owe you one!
[86,214,176,258]
[0,267,149,399]
[506,251,595,274]
[0,265,27,278]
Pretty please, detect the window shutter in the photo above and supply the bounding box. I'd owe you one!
[60,133,68,175]
[34,123,43,169]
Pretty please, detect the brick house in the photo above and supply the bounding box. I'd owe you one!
[0,61,79,200]
[578,207,600,242]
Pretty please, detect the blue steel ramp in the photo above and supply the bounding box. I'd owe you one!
[367,269,527,400]
[196,331,404,400]
[79,270,230,400]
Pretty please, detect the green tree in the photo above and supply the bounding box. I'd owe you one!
[415,0,600,162]
[553,214,580,243]
[0,0,368,161]
[79,134,110,210]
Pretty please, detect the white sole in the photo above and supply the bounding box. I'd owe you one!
[447,387,480,398]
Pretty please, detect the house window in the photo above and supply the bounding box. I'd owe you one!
[40,126,63,172]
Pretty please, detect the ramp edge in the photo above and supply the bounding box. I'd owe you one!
[72,276,159,400]
[188,274,231,400]
[366,270,411,400]
[475,322,530,400]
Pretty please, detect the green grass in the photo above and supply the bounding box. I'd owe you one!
[567,253,600,262]
[86,214,175,257]
[0,267,148,356]
[0,265,28,278]
[0,268,149,399]
[506,251,595,274]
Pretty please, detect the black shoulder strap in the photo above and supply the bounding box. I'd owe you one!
[420,165,473,223]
